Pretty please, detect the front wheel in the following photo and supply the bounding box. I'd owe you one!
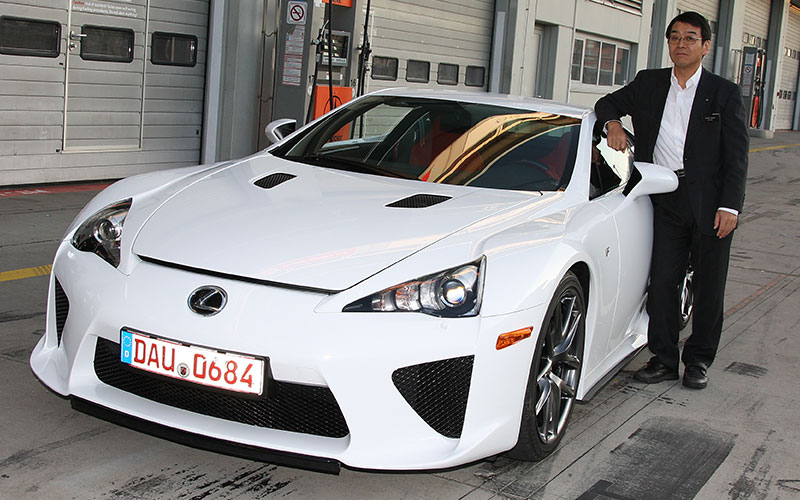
[507,271,585,461]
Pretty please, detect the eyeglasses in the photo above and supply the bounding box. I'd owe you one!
[668,35,702,45]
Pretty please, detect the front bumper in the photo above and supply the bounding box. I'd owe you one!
[30,242,546,470]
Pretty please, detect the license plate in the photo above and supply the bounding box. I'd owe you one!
[119,329,265,396]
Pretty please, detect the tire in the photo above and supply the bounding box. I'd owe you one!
[678,264,694,331]
[507,271,586,461]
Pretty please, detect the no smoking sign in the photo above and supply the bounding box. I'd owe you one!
[287,1,307,25]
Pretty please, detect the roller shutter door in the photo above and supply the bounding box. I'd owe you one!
[0,0,208,185]
[742,0,771,50]
[677,0,718,73]
[775,7,800,130]
[0,1,68,184]
[366,0,493,93]
[142,0,209,169]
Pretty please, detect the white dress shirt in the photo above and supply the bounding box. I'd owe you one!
[653,66,701,174]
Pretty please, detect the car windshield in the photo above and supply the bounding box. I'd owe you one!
[273,96,581,192]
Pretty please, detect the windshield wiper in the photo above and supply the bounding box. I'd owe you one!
[295,154,414,179]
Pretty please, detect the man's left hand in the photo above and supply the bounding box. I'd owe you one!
[714,210,738,238]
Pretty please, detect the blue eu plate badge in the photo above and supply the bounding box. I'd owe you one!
[120,330,133,364]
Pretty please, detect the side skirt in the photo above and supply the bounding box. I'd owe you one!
[578,346,645,402]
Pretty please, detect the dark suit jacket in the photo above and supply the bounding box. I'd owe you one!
[595,68,749,235]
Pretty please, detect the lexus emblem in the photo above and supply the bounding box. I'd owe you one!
[188,286,227,316]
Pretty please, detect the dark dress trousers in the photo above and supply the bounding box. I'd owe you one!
[595,68,749,369]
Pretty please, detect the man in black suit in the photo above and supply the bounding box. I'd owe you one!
[595,11,748,389]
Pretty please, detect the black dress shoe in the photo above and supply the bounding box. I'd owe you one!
[633,357,679,384]
[683,364,708,389]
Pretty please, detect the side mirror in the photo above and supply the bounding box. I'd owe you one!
[627,162,678,199]
[612,162,678,215]
[264,118,297,144]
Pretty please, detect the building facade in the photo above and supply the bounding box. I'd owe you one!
[0,0,797,185]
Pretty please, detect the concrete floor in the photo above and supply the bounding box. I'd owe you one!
[1,132,799,499]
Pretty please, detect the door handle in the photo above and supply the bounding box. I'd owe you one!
[70,30,88,40]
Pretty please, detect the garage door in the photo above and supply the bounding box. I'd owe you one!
[775,6,800,130]
[0,0,209,185]
[742,0,771,51]
[677,0,718,73]
[63,1,148,151]
[366,0,493,93]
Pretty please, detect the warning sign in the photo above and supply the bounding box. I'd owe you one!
[322,0,353,7]
[313,85,353,120]
[72,0,140,18]
[282,25,306,86]
[287,1,307,25]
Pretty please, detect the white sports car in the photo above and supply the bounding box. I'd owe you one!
[31,89,678,473]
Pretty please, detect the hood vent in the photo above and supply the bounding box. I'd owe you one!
[254,173,296,189]
[387,194,452,208]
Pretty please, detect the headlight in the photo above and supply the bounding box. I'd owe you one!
[71,199,131,267]
[343,257,485,317]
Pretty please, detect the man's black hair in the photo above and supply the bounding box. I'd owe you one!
[666,11,712,42]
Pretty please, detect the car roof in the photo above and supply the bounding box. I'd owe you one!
[367,87,592,120]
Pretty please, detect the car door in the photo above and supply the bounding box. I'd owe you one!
[588,134,653,354]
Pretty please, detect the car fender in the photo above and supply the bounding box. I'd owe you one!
[477,203,619,383]
[64,161,233,241]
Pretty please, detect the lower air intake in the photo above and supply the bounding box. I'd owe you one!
[93,337,349,438]
[54,278,69,346]
[392,356,474,438]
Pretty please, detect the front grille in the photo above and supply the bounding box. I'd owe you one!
[392,356,474,438]
[93,338,349,438]
[54,278,69,346]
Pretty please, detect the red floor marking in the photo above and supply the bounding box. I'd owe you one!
[0,182,112,198]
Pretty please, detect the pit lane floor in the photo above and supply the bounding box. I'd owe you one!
[2,133,799,500]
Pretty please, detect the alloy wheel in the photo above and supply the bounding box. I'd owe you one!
[535,291,583,445]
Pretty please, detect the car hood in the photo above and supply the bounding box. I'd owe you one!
[132,155,552,291]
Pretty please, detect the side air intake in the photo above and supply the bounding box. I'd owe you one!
[386,194,451,208]
[392,356,474,438]
[254,173,296,189]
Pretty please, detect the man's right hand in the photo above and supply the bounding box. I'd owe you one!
[606,121,627,151]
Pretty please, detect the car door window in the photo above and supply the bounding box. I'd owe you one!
[590,134,633,199]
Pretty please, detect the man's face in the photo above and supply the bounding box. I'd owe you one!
[668,21,710,70]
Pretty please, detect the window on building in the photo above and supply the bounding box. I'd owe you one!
[437,63,458,85]
[601,0,643,14]
[151,32,197,67]
[572,36,630,87]
[372,56,398,80]
[80,26,134,63]
[615,47,629,86]
[582,40,600,84]
[0,16,60,58]
[571,39,583,81]
[406,60,429,83]
[599,43,615,86]
[465,66,485,87]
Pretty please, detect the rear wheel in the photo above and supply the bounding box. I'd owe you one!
[678,264,694,331]
[507,271,585,461]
